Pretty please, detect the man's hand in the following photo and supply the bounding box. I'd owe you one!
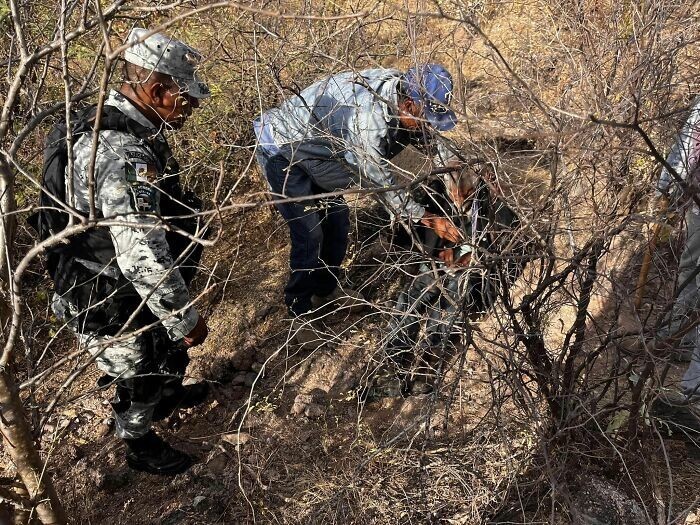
[455,253,472,267]
[421,212,463,243]
[184,315,208,348]
[437,248,472,267]
[437,248,454,265]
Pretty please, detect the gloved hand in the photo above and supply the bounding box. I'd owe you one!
[438,248,472,267]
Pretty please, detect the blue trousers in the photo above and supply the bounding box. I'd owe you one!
[258,152,350,315]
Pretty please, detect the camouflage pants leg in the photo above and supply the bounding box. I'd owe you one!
[78,330,165,439]
[659,210,700,398]
[424,272,462,350]
[386,265,441,354]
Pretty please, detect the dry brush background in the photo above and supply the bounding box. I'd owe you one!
[1,0,700,523]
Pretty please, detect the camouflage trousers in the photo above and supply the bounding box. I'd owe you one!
[662,209,700,400]
[385,263,491,357]
[77,327,189,439]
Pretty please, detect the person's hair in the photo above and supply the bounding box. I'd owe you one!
[397,76,411,105]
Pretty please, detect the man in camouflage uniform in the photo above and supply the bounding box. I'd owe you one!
[49,28,210,474]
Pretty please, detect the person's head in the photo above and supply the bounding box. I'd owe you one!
[121,28,210,129]
[443,167,477,211]
[398,64,457,132]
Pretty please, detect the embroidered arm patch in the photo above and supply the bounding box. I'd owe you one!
[126,161,158,184]
[129,184,157,213]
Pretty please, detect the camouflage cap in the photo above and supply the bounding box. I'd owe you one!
[124,27,210,99]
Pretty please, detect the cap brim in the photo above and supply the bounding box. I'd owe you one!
[173,73,211,99]
[425,109,457,131]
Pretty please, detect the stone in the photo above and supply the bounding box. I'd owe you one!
[291,394,313,416]
[228,386,247,401]
[255,305,275,321]
[90,468,130,492]
[205,453,228,476]
[231,371,247,386]
[304,403,324,419]
[230,351,254,372]
[570,476,646,525]
[243,372,258,388]
[221,432,251,448]
[251,362,264,373]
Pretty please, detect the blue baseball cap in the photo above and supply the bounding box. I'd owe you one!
[404,64,457,131]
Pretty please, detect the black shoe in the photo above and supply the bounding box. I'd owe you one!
[124,431,193,475]
[152,382,210,422]
[650,398,700,439]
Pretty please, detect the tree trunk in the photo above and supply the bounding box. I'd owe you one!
[0,371,66,524]
[0,160,65,524]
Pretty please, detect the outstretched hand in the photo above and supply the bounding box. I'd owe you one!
[184,314,208,347]
[421,212,463,243]
[438,248,472,267]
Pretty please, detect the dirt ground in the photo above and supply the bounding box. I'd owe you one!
[24,150,528,524]
[3,1,700,523]
[5,144,694,524]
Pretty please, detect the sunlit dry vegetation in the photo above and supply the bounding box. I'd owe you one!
[1,0,700,523]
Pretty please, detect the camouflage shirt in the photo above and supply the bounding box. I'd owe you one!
[53,90,199,341]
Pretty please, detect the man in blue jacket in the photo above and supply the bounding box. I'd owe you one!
[253,64,462,346]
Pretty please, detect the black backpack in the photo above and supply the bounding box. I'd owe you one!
[28,105,204,335]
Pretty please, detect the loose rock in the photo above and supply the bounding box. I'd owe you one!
[205,453,228,476]
[90,468,130,492]
[291,394,313,416]
[221,432,251,448]
[304,403,324,419]
[231,371,247,386]
[570,476,646,525]
[243,372,258,388]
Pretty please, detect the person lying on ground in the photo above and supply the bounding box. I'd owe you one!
[363,166,525,399]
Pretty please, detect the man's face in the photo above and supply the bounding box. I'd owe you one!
[139,75,201,129]
[152,83,200,129]
[445,169,477,211]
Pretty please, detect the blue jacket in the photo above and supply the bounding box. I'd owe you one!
[253,68,455,219]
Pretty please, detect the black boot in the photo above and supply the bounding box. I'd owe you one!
[124,431,193,475]
[152,382,210,422]
[650,397,700,439]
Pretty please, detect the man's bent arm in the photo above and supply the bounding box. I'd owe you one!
[96,143,199,341]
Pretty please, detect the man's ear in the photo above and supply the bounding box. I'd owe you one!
[398,97,412,115]
[148,82,167,106]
